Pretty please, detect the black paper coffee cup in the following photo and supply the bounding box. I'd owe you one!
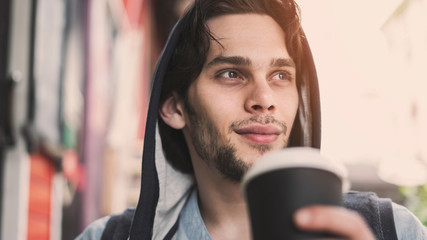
[242,147,349,240]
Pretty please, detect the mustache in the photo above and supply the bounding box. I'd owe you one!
[229,115,288,135]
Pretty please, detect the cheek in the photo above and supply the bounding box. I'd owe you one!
[277,91,299,120]
[196,91,238,132]
[204,99,236,127]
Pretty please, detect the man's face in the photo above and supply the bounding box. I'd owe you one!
[183,14,299,182]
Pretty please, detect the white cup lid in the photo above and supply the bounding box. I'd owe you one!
[241,147,350,193]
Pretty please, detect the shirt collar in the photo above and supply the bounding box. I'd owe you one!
[177,189,212,240]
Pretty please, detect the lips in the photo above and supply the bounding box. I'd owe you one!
[234,125,282,144]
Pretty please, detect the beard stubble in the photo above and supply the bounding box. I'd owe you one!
[184,99,287,183]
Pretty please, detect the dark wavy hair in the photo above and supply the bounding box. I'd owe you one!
[159,0,305,174]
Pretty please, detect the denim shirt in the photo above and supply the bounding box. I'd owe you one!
[177,190,427,240]
[76,190,427,240]
[176,190,212,240]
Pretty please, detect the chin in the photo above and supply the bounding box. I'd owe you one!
[239,152,264,167]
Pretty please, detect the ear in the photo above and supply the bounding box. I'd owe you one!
[159,93,186,130]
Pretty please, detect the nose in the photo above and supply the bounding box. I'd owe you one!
[244,81,276,114]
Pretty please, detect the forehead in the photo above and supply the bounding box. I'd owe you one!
[205,14,289,61]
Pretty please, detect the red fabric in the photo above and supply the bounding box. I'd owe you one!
[63,149,86,191]
[136,0,150,140]
[122,0,146,27]
[27,154,54,240]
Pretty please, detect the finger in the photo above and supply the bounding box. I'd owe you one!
[294,205,375,240]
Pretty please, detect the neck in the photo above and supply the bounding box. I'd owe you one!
[193,160,252,240]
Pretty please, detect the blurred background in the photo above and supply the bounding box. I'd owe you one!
[0,0,426,239]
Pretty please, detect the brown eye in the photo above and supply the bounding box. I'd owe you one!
[272,72,290,81]
[221,71,239,78]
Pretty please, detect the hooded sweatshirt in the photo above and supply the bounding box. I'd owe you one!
[76,2,427,239]
[125,8,322,239]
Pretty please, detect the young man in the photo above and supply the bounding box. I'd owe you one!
[78,0,427,239]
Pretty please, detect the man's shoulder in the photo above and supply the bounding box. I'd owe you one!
[343,191,393,211]
[392,202,427,239]
[343,191,397,240]
[343,191,427,239]
[343,190,381,202]
[75,216,111,240]
[75,208,136,240]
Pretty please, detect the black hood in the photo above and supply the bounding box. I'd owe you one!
[129,13,321,240]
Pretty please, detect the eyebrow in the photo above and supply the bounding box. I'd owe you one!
[205,55,296,69]
[206,56,252,68]
[270,58,296,68]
